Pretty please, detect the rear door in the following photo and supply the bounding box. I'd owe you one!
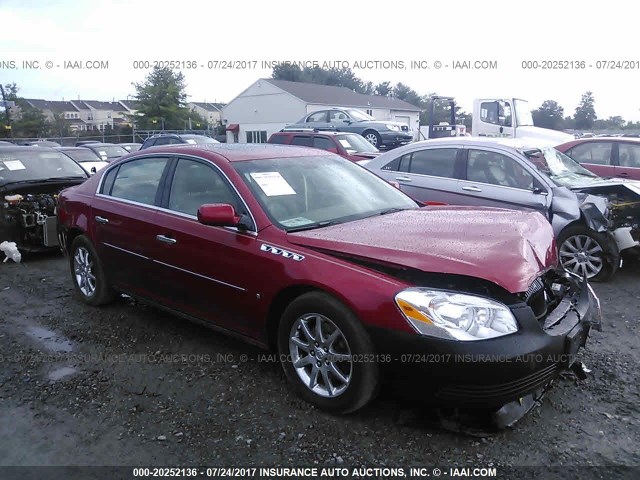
[458,148,549,215]
[565,141,615,177]
[92,156,170,295]
[614,142,640,180]
[149,156,258,335]
[384,147,466,204]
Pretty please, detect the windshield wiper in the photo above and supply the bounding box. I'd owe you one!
[286,220,341,233]
[377,207,405,216]
[43,176,86,181]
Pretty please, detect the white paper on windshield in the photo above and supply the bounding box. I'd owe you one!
[3,160,26,171]
[250,172,296,196]
[281,217,313,227]
[98,151,107,156]
[338,139,351,148]
[185,139,197,144]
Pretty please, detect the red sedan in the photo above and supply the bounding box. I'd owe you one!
[56,144,600,414]
[556,136,640,180]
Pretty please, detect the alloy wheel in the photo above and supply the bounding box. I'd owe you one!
[559,234,604,279]
[74,246,96,297]
[289,313,353,398]
[364,133,378,146]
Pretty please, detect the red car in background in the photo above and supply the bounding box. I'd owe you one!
[556,137,640,180]
[268,130,381,161]
[56,143,600,418]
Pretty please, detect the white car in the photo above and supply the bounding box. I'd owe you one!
[57,147,109,175]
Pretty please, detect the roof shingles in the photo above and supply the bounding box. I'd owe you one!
[264,79,421,111]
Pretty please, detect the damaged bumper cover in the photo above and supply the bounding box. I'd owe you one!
[368,271,601,408]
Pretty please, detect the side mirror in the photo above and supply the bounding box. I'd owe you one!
[532,187,547,195]
[326,147,339,154]
[90,166,97,174]
[197,204,241,227]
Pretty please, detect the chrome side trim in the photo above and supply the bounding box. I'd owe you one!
[103,242,149,260]
[152,259,246,292]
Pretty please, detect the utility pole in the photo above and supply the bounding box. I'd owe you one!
[0,84,14,139]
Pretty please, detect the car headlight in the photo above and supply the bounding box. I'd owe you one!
[385,124,400,131]
[395,288,518,341]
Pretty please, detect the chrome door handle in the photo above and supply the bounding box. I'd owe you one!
[95,216,109,224]
[395,176,412,182]
[156,234,177,245]
[462,186,482,192]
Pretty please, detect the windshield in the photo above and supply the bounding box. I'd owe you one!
[346,109,375,121]
[336,134,379,153]
[182,135,218,144]
[61,149,102,163]
[0,149,87,185]
[233,155,417,231]
[91,145,127,158]
[514,99,534,126]
[525,146,599,187]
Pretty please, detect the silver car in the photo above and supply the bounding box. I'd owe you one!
[363,137,640,282]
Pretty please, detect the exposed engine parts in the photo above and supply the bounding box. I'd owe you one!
[3,192,60,248]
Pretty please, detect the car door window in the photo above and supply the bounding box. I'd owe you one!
[382,153,411,172]
[407,148,457,178]
[312,137,335,151]
[568,142,612,165]
[617,143,640,168]
[109,157,168,205]
[307,111,328,123]
[467,150,535,190]
[291,136,312,146]
[168,159,240,216]
[329,111,349,123]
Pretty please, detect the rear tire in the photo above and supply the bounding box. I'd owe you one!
[69,235,116,305]
[277,292,379,414]
[557,225,619,282]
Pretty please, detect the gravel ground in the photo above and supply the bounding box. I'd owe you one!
[0,253,639,476]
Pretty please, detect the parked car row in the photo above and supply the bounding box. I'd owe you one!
[54,142,601,422]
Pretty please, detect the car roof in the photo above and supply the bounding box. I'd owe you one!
[567,136,640,144]
[0,145,60,153]
[84,143,120,147]
[132,143,333,162]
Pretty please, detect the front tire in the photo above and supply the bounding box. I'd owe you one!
[277,292,379,414]
[557,225,618,282]
[69,235,115,305]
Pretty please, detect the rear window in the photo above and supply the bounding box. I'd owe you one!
[291,136,312,147]
[269,134,289,145]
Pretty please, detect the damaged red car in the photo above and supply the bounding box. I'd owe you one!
[56,144,602,419]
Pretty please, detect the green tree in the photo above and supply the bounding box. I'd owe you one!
[574,91,597,129]
[374,81,392,97]
[133,66,190,130]
[49,112,71,137]
[532,100,565,130]
[272,65,373,94]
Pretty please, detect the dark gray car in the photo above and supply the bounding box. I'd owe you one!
[363,137,640,281]
[285,108,413,149]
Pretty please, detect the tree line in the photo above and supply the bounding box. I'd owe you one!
[2,65,637,138]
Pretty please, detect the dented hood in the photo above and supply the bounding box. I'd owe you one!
[287,207,557,294]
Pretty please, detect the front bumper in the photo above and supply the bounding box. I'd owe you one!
[369,272,601,408]
[379,131,413,146]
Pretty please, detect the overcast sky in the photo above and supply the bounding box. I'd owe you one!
[2,0,640,121]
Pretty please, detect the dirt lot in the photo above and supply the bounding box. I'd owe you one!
[0,253,639,475]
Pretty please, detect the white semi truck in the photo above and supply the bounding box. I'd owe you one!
[472,98,574,145]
